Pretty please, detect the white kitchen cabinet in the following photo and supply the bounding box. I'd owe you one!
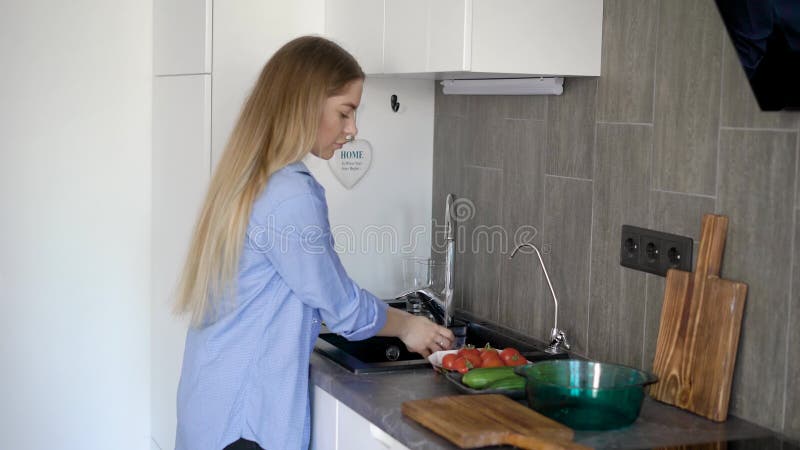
[469,0,602,76]
[338,400,410,450]
[311,385,411,450]
[311,386,338,450]
[212,0,324,168]
[326,0,603,78]
[151,74,212,449]
[325,0,384,74]
[154,0,212,75]
[383,0,428,74]
[383,0,467,74]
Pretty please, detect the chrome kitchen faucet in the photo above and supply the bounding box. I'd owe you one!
[399,194,456,327]
[509,242,570,354]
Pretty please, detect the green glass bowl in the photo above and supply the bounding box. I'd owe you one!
[514,360,658,430]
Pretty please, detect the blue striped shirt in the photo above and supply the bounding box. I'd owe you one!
[176,161,388,450]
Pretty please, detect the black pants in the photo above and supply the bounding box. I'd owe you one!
[223,438,265,450]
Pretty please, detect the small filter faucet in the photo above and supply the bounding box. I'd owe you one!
[509,243,570,354]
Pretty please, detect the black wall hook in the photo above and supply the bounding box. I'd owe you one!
[390,94,400,112]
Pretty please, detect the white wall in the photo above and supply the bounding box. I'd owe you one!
[304,77,435,299]
[0,2,153,450]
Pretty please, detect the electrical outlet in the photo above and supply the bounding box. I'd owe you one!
[620,225,693,276]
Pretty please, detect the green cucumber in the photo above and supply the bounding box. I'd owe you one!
[461,367,517,389]
[485,375,526,391]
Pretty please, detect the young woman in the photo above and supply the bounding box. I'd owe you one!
[173,36,454,450]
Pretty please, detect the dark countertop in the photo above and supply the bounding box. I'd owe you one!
[310,350,793,449]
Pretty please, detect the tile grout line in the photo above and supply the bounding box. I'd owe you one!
[587,36,602,358]
[645,0,662,365]
[496,153,505,326]
[720,126,799,133]
[545,173,593,183]
[652,188,716,200]
[715,23,726,214]
[541,160,549,342]
[463,164,502,172]
[650,0,661,126]
[644,94,657,369]
[596,121,653,127]
[505,117,545,123]
[783,131,800,432]
[586,121,599,358]
[540,96,550,338]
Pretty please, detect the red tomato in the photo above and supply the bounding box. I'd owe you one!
[452,357,470,374]
[504,354,527,366]
[457,345,480,359]
[481,352,503,365]
[499,347,522,364]
[442,353,458,370]
[481,357,504,368]
[505,355,528,366]
[462,353,482,369]
[480,346,499,361]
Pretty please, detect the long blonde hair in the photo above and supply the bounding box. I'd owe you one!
[174,36,364,327]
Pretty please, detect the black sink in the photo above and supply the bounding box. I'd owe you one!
[314,303,568,374]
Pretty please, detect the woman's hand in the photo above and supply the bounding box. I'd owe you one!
[377,306,455,357]
[398,315,455,358]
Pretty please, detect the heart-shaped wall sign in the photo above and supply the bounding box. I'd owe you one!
[328,139,373,189]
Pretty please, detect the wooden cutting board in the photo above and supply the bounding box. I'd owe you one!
[650,214,748,422]
[402,394,589,449]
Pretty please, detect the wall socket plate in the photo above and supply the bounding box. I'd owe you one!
[620,225,693,276]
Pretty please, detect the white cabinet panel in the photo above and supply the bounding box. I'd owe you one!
[151,74,211,449]
[325,0,384,74]
[338,401,410,450]
[212,0,324,168]
[384,0,427,73]
[328,0,602,77]
[311,386,338,450]
[426,0,468,72]
[154,0,212,75]
[471,0,603,76]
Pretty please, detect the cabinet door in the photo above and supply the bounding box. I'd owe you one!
[151,74,211,449]
[212,0,324,168]
[383,0,427,73]
[311,386,337,450]
[154,0,212,75]
[470,0,603,76]
[426,0,468,72]
[325,0,384,74]
[384,0,467,74]
[337,401,410,450]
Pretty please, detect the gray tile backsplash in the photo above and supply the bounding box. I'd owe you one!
[466,94,547,121]
[546,78,597,179]
[717,129,796,430]
[431,0,800,439]
[459,165,504,322]
[652,0,723,195]
[498,119,545,334]
[596,0,658,123]
[588,124,652,368]
[787,211,800,439]
[542,176,593,356]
